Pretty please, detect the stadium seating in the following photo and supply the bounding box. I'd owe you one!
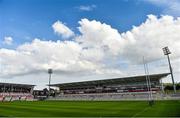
[48,92,164,101]
[3,96,12,101]
[0,92,34,101]
[0,95,4,101]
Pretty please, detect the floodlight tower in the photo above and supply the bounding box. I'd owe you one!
[48,68,53,92]
[162,46,176,93]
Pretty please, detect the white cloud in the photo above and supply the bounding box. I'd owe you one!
[144,0,180,16]
[0,38,121,78]
[76,18,124,56]
[0,15,180,88]
[78,5,96,11]
[122,14,180,63]
[3,36,13,45]
[52,21,74,38]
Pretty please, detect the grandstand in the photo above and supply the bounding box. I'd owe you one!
[0,82,35,101]
[49,73,170,100]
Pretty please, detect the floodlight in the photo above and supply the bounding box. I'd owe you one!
[162,47,171,55]
[48,68,53,95]
[162,46,176,93]
[48,69,53,74]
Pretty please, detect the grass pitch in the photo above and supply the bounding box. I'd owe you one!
[0,100,179,117]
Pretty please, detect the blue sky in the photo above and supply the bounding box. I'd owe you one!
[0,0,163,47]
[0,0,180,88]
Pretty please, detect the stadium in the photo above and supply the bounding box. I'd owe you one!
[0,73,175,101]
[49,73,169,100]
[0,72,180,117]
[1,0,180,117]
[0,57,179,117]
[0,47,179,117]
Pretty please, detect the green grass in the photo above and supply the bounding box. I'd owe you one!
[0,100,180,117]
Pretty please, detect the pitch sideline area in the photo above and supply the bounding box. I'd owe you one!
[0,100,179,117]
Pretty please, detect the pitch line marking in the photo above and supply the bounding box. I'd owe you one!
[131,106,150,117]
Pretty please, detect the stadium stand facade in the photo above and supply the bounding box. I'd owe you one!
[0,83,34,101]
[49,73,170,100]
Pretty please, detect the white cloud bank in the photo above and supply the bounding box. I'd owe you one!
[122,15,180,63]
[0,15,180,88]
[3,36,13,45]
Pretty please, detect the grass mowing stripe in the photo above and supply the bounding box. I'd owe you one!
[0,100,179,117]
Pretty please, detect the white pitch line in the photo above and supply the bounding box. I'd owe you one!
[131,106,150,117]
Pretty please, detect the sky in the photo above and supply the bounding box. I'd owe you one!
[0,0,180,89]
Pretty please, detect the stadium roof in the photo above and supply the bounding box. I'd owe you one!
[0,82,35,88]
[50,73,170,88]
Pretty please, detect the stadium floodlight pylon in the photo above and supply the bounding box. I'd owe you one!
[162,46,176,93]
[48,68,53,95]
